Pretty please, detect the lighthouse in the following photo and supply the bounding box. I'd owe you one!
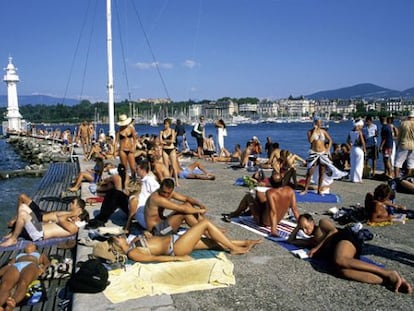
[3,57,23,133]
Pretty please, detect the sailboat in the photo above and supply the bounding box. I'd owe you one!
[150,114,158,127]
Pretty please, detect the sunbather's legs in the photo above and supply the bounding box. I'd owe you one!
[173,219,250,255]
[333,240,412,293]
[0,266,19,307]
[9,263,39,308]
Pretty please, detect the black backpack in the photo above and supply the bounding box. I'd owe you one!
[67,259,109,293]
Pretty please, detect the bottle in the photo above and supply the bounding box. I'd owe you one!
[28,290,42,305]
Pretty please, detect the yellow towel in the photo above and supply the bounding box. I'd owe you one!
[367,220,392,227]
[103,252,235,304]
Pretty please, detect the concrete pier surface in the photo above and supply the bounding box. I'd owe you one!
[74,155,414,311]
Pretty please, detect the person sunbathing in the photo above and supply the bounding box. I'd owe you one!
[222,186,299,236]
[211,144,242,163]
[0,196,88,247]
[111,218,263,262]
[177,160,215,180]
[365,183,407,223]
[0,243,49,310]
[67,157,104,192]
[288,214,412,294]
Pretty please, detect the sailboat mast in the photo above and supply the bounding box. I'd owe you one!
[106,0,115,137]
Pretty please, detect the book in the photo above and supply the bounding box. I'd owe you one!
[291,248,310,259]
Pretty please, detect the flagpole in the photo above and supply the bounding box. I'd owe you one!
[106,0,115,137]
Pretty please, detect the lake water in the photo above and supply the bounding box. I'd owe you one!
[0,119,386,236]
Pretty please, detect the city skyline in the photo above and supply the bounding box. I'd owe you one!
[1,0,413,102]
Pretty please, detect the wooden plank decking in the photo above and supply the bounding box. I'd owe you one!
[0,161,80,311]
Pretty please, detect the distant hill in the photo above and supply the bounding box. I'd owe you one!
[0,95,79,107]
[306,83,414,100]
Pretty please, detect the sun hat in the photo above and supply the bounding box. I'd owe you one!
[353,119,364,127]
[117,114,132,126]
[252,136,258,141]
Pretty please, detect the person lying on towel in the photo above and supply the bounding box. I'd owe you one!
[111,218,262,262]
[0,195,89,247]
[222,186,299,236]
[288,214,412,294]
[0,242,50,309]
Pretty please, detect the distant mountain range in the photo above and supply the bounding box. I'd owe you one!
[0,95,79,107]
[306,83,414,100]
[1,83,413,106]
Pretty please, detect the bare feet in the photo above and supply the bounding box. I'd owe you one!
[229,246,250,255]
[246,239,264,251]
[67,187,78,192]
[0,238,18,248]
[299,190,308,195]
[388,271,412,293]
[5,297,16,311]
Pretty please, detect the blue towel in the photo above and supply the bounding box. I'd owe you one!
[295,190,341,203]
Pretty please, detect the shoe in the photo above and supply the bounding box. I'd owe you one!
[85,218,105,229]
[222,215,232,223]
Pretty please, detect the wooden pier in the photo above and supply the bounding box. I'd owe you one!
[0,161,80,311]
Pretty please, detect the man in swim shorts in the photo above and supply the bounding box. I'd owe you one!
[1,195,89,247]
[137,178,207,236]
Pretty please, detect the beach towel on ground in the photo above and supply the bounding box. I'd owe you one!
[231,216,297,240]
[231,216,384,267]
[295,190,341,203]
[103,252,235,303]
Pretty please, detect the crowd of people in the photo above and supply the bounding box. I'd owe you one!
[1,111,413,309]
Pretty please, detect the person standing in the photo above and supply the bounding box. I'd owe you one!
[363,116,378,178]
[192,116,206,159]
[77,121,90,155]
[301,117,334,194]
[380,116,394,179]
[394,111,414,178]
[347,119,366,183]
[215,119,230,157]
[116,114,137,182]
[174,119,186,153]
[160,118,180,187]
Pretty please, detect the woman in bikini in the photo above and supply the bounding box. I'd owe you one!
[116,114,137,182]
[111,218,262,262]
[160,118,180,186]
[0,243,49,310]
[301,117,332,194]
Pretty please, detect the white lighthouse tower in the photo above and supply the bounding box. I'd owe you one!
[3,57,23,133]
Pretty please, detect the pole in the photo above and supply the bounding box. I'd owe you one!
[107,0,115,137]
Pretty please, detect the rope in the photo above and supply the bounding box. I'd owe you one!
[129,0,171,100]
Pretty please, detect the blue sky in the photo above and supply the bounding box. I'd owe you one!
[1,0,413,102]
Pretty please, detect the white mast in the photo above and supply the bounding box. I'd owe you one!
[3,57,22,133]
[106,0,115,137]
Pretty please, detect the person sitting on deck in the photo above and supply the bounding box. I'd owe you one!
[211,144,242,163]
[135,178,208,236]
[0,195,88,247]
[287,214,412,294]
[177,160,215,180]
[0,243,50,310]
[111,218,263,262]
[67,157,104,192]
[124,159,160,234]
[222,186,299,236]
[364,183,407,223]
